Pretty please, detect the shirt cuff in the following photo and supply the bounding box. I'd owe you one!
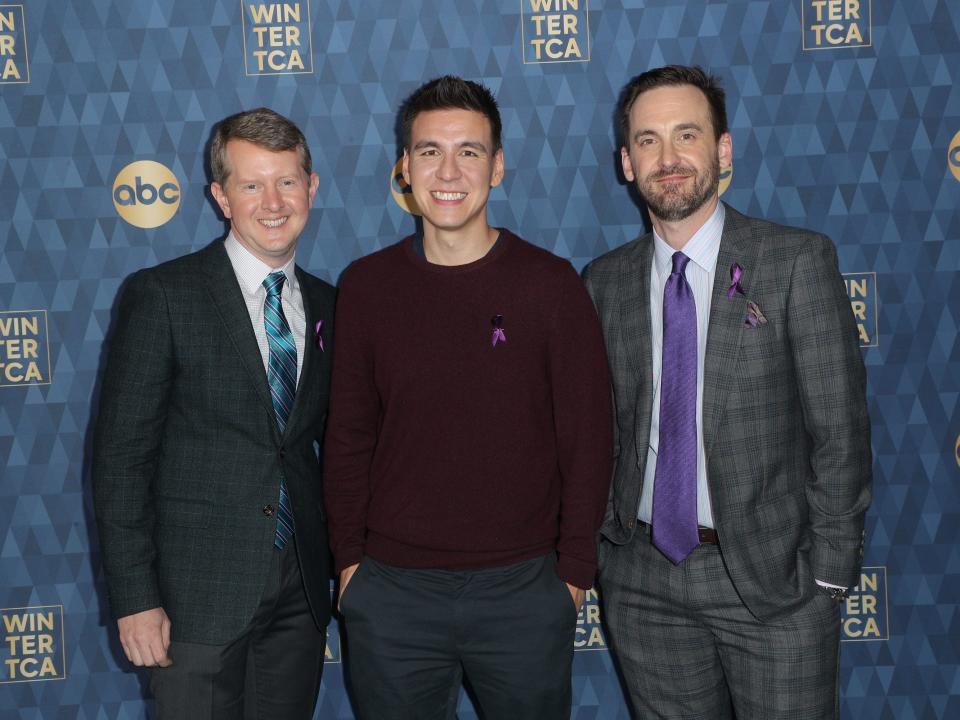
[815,579,847,590]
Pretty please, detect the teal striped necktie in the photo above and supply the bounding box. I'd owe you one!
[263,271,296,549]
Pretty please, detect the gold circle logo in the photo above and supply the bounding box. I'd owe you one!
[719,163,733,196]
[389,158,420,216]
[948,130,960,183]
[112,161,181,228]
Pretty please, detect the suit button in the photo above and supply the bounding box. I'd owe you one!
[263,505,275,517]
[627,519,635,529]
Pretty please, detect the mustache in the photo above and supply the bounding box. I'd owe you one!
[647,164,697,181]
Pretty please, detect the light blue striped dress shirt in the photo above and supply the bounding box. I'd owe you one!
[638,202,725,529]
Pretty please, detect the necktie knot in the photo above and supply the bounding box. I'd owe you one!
[263,271,286,298]
[671,251,690,277]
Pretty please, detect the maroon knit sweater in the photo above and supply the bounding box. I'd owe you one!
[323,230,612,589]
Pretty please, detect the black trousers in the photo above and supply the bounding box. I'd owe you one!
[341,554,579,720]
[150,543,326,720]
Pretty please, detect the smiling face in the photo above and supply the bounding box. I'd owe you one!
[621,84,732,225]
[402,108,504,245]
[210,139,319,267]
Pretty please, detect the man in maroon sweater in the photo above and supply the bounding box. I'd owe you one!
[324,76,612,719]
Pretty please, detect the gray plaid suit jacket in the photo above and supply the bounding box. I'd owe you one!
[93,239,335,644]
[584,204,872,621]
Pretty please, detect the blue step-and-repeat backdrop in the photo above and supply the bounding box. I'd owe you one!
[1,1,958,717]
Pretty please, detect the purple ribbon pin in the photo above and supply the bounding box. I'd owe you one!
[315,319,324,351]
[727,262,745,299]
[491,315,506,347]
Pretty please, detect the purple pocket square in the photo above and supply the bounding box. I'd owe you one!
[744,301,767,328]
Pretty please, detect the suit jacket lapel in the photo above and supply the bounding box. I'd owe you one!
[702,205,762,454]
[283,266,322,437]
[619,237,655,468]
[200,241,279,440]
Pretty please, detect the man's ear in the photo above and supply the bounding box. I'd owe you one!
[620,147,636,183]
[490,148,505,188]
[210,182,231,219]
[717,132,733,171]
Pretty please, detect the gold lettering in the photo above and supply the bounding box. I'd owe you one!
[857,324,870,345]
[846,278,868,297]
[2,613,29,633]
[285,26,300,45]
[286,49,304,70]
[810,0,827,22]
[845,0,861,19]
[0,35,14,55]
[850,300,866,321]
[563,14,578,34]
[0,10,14,32]
[267,26,284,46]
[825,24,846,43]
[858,572,878,592]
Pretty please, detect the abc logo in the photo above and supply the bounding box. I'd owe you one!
[718,164,733,196]
[113,161,181,228]
[948,130,960,183]
[389,158,420,216]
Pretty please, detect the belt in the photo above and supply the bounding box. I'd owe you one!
[637,520,719,546]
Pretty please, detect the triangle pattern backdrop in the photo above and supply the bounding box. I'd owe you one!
[0,0,958,717]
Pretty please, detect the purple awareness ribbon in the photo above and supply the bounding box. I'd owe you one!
[651,251,700,565]
[727,262,745,299]
[491,315,506,347]
[315,319,324,351]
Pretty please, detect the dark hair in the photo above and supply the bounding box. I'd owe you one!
[210,107,312,184]
[399,75,503,153]
[617,65,728,146]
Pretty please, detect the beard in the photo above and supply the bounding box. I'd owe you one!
[637,158,719,222]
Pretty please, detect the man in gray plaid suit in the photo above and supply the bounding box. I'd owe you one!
[583,65,872,718]
[93,108,334,718]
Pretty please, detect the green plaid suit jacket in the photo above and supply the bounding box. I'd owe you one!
[93,240,335,643]
[584,204,872,621]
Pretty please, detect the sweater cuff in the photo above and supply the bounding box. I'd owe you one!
[334,546,364,574]
[555,554,596,590]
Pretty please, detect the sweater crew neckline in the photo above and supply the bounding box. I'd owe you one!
[403,229,512,274]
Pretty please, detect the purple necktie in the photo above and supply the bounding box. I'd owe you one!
[652,251,699,565]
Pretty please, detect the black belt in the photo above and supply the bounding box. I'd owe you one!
[637,520,719,545]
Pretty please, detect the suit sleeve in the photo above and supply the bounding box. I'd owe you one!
[786,235,872,587]
[582,262,620,536]
[92,270,174,619]
[549,265,614,589]
[323,267,378,572]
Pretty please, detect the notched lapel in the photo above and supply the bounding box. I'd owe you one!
[283,267,324,437]
[702,208,762,453]
[201,242,279,437]
[618,240,655,468]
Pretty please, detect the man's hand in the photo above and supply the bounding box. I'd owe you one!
[566,583,585,614]
[338,563,360,611]
[117,607,172,667]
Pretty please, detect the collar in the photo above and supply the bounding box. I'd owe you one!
[224,233,299,296]
[652,201,725,277]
